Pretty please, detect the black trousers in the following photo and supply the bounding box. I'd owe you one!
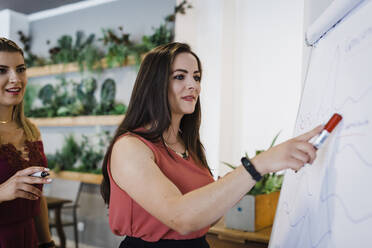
[119,236,210,248]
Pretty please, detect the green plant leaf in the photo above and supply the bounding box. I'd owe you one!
[269,130,281,148]
[222,161,237,170]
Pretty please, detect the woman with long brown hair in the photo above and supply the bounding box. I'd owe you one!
[0,38,55,248]
[101,42,322,248]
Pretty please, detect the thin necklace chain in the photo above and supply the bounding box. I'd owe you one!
[164,140,189,159]
[163,128,187,159]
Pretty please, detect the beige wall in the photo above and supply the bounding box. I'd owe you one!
[175,0,306,176]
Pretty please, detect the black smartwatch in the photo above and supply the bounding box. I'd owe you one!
[38,240,55,248]
[241,157,262,182]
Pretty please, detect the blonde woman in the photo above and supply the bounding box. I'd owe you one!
[0,38,55,248]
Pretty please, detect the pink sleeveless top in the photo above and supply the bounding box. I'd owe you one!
[108,132,214,242]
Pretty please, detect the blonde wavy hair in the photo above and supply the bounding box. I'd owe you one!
[0,37,40,142]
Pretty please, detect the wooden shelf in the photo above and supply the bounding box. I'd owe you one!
[30,115,124,127]
[27,56,136,78]
[208,218,271,244]
[49,170,102,185]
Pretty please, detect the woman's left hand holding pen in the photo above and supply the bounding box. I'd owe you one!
[0,166,52,203]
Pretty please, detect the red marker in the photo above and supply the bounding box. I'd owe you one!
[312,113,342,149]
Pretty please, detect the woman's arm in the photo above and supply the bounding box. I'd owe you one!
[34,196,54,245]
[111,126,322,235]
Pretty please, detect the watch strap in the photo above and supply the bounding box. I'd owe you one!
[241,157,262,182]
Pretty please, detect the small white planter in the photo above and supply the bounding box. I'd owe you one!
[224,191,280,232]
[225,195,255,231]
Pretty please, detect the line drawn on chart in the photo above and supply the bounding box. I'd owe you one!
[344,119,369,129]
[278,129,372,247]
[333,85,372,112]
[297,37,372,132]
[336,143,372,167]
[272,2,372,246]
[297,45,341,131]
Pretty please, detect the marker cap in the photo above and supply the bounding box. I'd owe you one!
[324,113,342,133]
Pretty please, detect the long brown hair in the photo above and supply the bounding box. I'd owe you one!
[101,42,209,205]
[0,37,40,142]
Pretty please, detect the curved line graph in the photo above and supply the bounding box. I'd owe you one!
[336,143,372,167]
[297,83,372,132]
[344,119,369,129]
[334,85,372,111]
[276,135,372,247]
[281,202,332,248]
[272,2,372,246]
[320,193,372,224]
[297,43,372,132]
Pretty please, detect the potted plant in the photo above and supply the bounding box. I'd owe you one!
[46,131,112,184]
[223,132,283,232]
[25,76,127,118]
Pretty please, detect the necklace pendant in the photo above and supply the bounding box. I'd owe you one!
[164,141,188,159]
[181,150,189,159]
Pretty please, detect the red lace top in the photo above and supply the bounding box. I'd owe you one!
[0,141,48,225]
[108,133,215,242]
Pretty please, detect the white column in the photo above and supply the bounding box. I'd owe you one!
[0,9,29,46]
[0,10,11,37]
[236,0,305,157]
[175,0,224,177]
[175,0,306,177]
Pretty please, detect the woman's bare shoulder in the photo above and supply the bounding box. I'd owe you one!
[112,134,155,161]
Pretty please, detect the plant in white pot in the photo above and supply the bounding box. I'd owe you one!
[223,132,283,232]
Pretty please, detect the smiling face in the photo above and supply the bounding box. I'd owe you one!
[168,52,201,117]
[0,51,27,113]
